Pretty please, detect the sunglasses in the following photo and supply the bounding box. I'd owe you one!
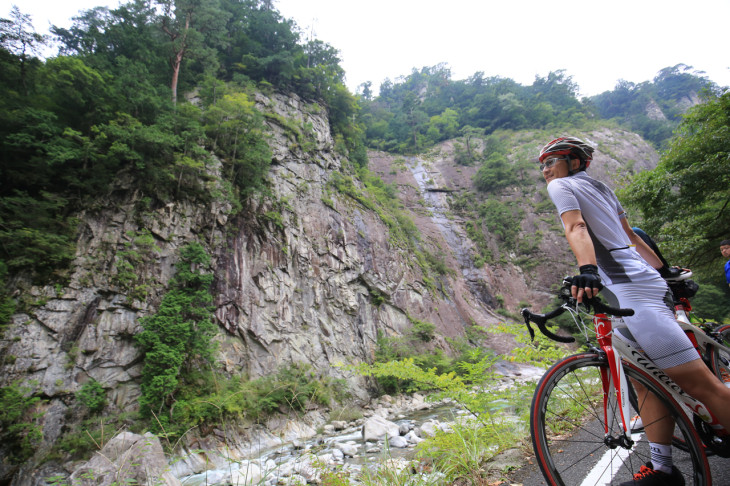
[539,157,567,171]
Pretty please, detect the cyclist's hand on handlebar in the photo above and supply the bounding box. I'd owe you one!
[571,264,603,303]
[658,265,692,281]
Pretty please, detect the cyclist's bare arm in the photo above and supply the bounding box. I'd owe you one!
[560,209,597,269]
[620,218,664,269]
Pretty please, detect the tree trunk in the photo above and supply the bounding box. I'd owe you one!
[170,60,180,105]
[164,12,191,105]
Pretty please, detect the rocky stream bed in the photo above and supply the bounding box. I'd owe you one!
[61,361,544,486]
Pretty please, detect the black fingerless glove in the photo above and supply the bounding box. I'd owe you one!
[658,265,679,279]
[572,264,604,291]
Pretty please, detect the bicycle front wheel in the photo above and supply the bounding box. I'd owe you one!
[531,352,710,485]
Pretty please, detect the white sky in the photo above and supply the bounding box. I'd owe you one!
[6,0,730,97]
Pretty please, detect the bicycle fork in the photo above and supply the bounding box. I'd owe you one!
[595,313,635,449]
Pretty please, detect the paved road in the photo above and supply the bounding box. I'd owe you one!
[505,434,730,485]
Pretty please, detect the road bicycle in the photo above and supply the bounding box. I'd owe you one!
[520,277,730,485]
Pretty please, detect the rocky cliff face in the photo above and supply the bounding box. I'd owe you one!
[0,92,659,484]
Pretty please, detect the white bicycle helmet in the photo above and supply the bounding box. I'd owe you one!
[539,136,595,171]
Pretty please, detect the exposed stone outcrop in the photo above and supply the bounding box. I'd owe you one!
[646,99,668,121]
[69,432,180,486]
[0,91,660,485]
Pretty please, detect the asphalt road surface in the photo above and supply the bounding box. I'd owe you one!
[505,432,730,485]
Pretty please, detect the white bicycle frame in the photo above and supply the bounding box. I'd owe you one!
[584,310,729,442]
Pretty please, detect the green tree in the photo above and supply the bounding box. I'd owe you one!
[588,66,716,149]
[39,56,114,132]
[620,91,730,284]
[473,152,517,193]
[529,70,581,112]
[478,199,522,247]
[76,380,107,414]
[202,89,271,197]
[135,243,217,417]
[0,6,46,95]
[155,0,230,104]
[426,108,459,143]
[220,0,300,86]
[0,382,42,465]
[401,90,428,151]
[691,283,730,322]
[0,191,76,278]
[453,125,484,166]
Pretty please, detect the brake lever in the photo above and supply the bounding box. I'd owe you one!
[522,309,536,341]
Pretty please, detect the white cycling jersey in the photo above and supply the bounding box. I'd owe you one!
[547,171,698,368]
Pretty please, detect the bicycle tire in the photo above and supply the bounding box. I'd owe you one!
[531,352,711,485]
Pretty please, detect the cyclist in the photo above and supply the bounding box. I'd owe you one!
[539,136,730,485]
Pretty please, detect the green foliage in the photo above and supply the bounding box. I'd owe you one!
[689,283,730,323]
[0,191,77,280]
[620,91,730,286]
[113,229,160,300]
[353,320,568,483]
[488,321,569,365]
[48,411,141,462]
[359,63,713,155]
[421,250,451,276]
[368,288,386,307]
[357,458,439,486]
[452,126,484,166]
[250,363,346,414]
[0,262,17,334]
[154,364,348,443]
[131,244,347,439]
[0,381,43,464]
[409,317,436,342]
[426,108,460,143]
[473,152,518,193]
[0,292,14,333]
[478,199,523,247]
[590,65,717,148]
[328,406,363,423]
[415,416,527,483]
[0,0,361,284]
[76,380,107,414]
[353,352,534,483]
[360,67,586,154]
[0,6,47,96]
[371,325,500,396]
[135,242,217,417]
[52,365,348,458]
[203,90,272,198]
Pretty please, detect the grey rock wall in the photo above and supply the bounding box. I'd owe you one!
[0,91,660,485]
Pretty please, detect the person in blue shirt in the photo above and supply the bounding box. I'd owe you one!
[721,239,730,287]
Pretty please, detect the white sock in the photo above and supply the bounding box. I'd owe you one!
[649,442,672,474]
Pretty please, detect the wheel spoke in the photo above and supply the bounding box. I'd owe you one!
[530,353,710,485]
